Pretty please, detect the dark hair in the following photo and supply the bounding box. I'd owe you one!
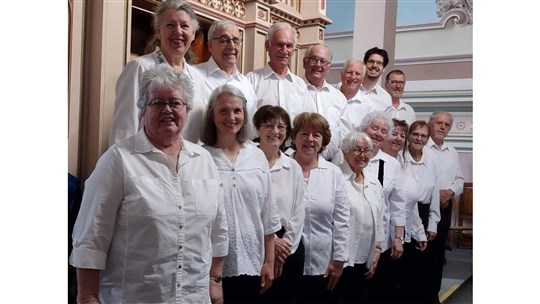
[363,46,389,68]
[290,112,331,154]
[200,84,251,146]
[252,105,292,151]
[386,69,405,82]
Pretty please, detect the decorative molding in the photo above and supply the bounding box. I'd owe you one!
[436,0,472,24]
[395,54,472,65]
[197,0,246,19]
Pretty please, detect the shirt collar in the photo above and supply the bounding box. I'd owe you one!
[404,148,426,166]
[134,128,195,157]
[263,64,292,81]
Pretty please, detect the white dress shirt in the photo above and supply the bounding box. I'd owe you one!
[299,155,350,275]
[306,81,347,161]
[339,161,384,269]
[402,149,441,233]
[385,101,416,126]
[109,47,209,146]
[194,57,257,120]
[270,151,306,253]
[360,83,392,108]
[70,130,228,304]
[365,150,407,252]
[246,64,316,120]
[338,89,385,143]
[203,143,281,277]
[425,138,465,197]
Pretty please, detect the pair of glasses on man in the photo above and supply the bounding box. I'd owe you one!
[211,36,243,46]
[146,99,186,111]
[306,56,330,65]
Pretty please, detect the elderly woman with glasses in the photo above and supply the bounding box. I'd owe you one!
[201,85,281,303]
[332,131,385,303]
[70,64,228,304]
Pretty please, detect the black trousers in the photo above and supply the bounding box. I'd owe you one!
[222,275,261,303]
[335,263,369,303]
[428,200,453,303]
[296,274,341,303]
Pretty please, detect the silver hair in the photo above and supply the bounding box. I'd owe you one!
[154,0,200,32]
[429,111,454,128]
[208,20,238,40]
[357,111,394,140]
[304,43,333,62]
[266,22,297,48]
[137,64,194,111]
[342,58,365,71]
[340,131,373,153]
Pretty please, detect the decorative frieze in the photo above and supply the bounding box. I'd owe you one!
[436,0,472,25]
[197,0,246,19]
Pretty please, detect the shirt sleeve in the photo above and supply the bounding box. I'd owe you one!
[109,60,145,146]
[69,147,125,269]
[428,172,441,233]
[211,181,229,257]
[331,170,350,262]
[282,164,306,254]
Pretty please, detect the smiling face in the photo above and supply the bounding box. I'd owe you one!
[344,139,372,174]
[293,126,323,160]
[365,53,385,80]
[209,25,240,72]
[155,9,196,60]
[304,45,331,88]
[407,125,429,153]
[212,93,245,137]
[383,125,406,156]
[258,119,288,150]
[340,60,365,94]
[143,86,187,142]
[385,73,406,99]
[364,117,389,153]
[266,28,295,70]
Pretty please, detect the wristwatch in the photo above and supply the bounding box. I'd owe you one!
[395,236,404,244]
[210,275,223,283]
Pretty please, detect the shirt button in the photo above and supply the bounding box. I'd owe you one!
[233,177,236,180]
[179,225,183,229]
[179,245,183,249]
[178,206,182,209]
[233,184,236,187]
[178,265,182,269]
[231,168,235,171]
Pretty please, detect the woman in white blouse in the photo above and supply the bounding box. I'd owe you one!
[334,131,384,303]
[201,85,281,303]
[291,112,350,303]
[400,120,441,303]
[252,105,305,303]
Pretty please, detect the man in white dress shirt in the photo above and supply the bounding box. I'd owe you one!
[194,20,257,123]
[361,47,392,108]
[384,70,416,126]
[302,43,347,161]
[246,22,316,121]
[424,111,465,303]
[338,59,385,143]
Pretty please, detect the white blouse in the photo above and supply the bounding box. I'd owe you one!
[300,156,350,275]
[204,143,281,277]
[270,151,306,253]
[402,149,441,233]
[339,161,384,269]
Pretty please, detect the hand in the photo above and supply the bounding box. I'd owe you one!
[365,249,381,280]
[259,260,274,294]
[415,241,427,252]
[390,238,404,260]
[210,281,223,304]
[274,260,284,278]
[440,189,453,208]
[324,260,344,291]
[427,231,437,241]
[76,295,101,304]
[274,238,292,263]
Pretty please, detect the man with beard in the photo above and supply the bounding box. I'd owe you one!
[246,22,316,122]
[302,43,346,161]
[384,70,416,126]
[361,47,392,108]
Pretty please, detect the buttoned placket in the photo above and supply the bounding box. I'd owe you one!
[172,154,186,302]
[278,77,286,112]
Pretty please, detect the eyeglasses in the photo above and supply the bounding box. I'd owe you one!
[262,123,287,132]
[410,132,428,139]
[306,56,330,65]
[211,36,243,46]
[388,80,405,86]
[147,98,186,112]
[352,148,372,156]
[366,59,384,67]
